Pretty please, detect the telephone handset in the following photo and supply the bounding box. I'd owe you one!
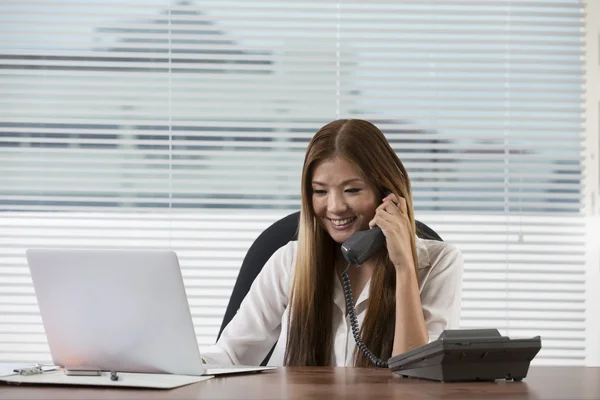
[341,189,392,265]
[341,226,386,266]
[339,190,391,368]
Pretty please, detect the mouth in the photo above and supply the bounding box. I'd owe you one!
[328,217,357,230]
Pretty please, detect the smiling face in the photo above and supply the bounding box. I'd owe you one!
[311,156,379,244]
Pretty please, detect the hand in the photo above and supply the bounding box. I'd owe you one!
[368,193,415,272]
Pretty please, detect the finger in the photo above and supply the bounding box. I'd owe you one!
[370,213,391,231]
[368,216,377,229]
[378,198,392,211]
[374,199,389,215]
[383,193,398,205]
[376,206,396,223]
[398,196,408,215]
[369,215,390,229]
[382,200,400,216]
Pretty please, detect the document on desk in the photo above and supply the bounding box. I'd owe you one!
[0,363,59,377]
[0,370,213,389]
[0,364,32,377]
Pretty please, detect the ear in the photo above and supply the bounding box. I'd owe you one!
[381,188,392,199]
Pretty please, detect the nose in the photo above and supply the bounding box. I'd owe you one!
[327,191,348,214]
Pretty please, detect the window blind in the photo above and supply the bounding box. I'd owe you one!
[0,0,588,365]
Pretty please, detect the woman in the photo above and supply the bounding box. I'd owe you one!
[202,119,463,367]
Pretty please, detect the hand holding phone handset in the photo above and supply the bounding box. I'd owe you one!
[340,190,405,368]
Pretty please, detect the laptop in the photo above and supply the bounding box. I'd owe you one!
[25,248,275,376]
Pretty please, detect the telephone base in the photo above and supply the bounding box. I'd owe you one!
[387,329,541,382]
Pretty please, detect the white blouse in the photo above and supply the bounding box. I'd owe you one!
[201,237,464,367]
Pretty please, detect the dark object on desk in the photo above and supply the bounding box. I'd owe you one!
[110,371,119,381]
[217,210,443,365]
[388,329,541,382]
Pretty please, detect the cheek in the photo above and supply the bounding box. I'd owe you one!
[312,197,325,216]
[356,200,378,218]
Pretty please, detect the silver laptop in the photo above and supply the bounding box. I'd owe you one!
[25,248,275,376]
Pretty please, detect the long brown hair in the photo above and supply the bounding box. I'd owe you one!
[284,119,419,367]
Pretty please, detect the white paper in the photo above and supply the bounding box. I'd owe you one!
[0,363,30,377]
[0,370,213,389]
[0,363,59,377]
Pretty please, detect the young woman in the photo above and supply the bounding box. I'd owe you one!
[202,119,463,367]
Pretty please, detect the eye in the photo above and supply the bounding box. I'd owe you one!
[313,189,327,195]
[345,188,362,193]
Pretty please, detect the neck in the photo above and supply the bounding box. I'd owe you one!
[334,243,345,261]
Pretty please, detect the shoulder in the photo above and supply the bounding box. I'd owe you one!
[273,240,297,265]
[264,240,297,279]
[418,238,463,267]
[416,237,464,284]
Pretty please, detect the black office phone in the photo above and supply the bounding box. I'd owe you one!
[388,329,541,382]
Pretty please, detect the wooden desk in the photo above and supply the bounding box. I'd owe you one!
[1,366,599,400]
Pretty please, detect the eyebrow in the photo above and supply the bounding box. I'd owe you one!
[312,178,363,186]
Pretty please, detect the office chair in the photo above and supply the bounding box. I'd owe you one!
[217,210,443,365]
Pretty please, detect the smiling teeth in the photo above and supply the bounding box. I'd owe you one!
[330,217,355,226]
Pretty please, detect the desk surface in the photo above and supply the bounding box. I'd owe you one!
[1,366,599,400]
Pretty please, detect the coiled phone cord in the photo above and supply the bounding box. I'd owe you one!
[341,263,388,368]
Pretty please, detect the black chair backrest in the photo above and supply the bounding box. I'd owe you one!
[216,211,442,365]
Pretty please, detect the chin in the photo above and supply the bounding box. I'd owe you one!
[329,234,347,244]
[320,218,365,243]
[326,228,355,244]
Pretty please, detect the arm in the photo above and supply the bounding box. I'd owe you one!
[200,242,295,365]
[369,193,464,356]
[369,193,428,355]
[392,242,464,354]
[392,263,429,355]
[419,243,464,341]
